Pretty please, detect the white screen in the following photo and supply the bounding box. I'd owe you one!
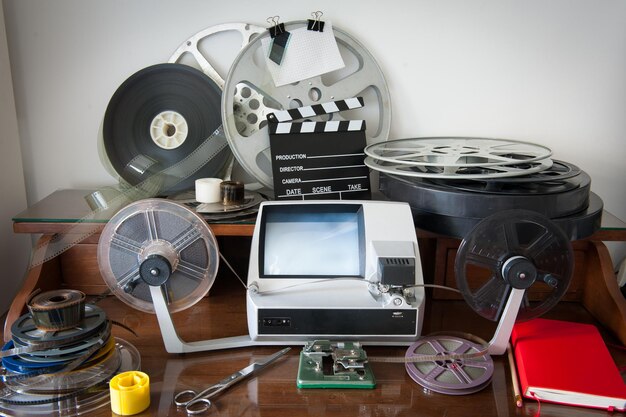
[263,210,361,276]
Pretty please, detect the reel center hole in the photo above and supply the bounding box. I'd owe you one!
[164,123,176,137]
[49,295,68,303]
[435,357,460,368]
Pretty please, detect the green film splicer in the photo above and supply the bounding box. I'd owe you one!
[297,340,375,389]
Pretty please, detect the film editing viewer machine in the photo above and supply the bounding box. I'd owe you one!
[98,199,426,352]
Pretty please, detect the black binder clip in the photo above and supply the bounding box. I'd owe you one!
[307,11,325,32]
[267,16,290,65]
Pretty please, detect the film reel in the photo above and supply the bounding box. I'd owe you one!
[366,155,553,179]
[405,335,494,395]
[168,22,265,89]
[405,192,603,241]
[101,63,230,194]
[0,338,140,414]
[11,304,107,346]
[432,160,584,193]
[27,290,86,331]
[455,209,574,322]
[97,199,219,314]
[379,169,591,220]
[222,21,391,188]
[365,137,552,167]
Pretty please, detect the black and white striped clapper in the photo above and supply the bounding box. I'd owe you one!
[267,97,364,123]
[267,97,371,201]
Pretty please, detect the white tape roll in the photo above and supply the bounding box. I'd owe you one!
[195,178,222,203]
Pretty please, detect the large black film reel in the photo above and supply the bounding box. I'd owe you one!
[102,63,229,194]
[97,199,219,314]
[455,210,574,322]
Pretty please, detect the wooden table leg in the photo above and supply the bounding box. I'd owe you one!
[582,240,626,345]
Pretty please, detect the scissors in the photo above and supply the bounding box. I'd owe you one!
[174,347,291,415]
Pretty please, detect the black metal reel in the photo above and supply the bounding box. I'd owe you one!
[454,209,574,322]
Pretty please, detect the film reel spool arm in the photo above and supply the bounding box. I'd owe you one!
[487,289,525,355]
[455,210,574,355]
[138,237,252,352]
[148,285,253,353]
[98,199,267,353]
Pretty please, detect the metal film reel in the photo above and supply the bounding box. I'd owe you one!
[366,155,552,179]
[434,160,583,192]
[455,210,574,322]
[169,22,266,89]
[405,335,494,395]
[365,137,552,167]
[222,21,392,188]
[97,199,219,314]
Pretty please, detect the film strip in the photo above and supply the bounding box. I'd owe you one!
[30,124,228,269]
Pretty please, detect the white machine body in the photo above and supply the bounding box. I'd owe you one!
[246,200,425,344]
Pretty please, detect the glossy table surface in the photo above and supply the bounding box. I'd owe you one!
[10,276,621,417]
[7,189,626,416]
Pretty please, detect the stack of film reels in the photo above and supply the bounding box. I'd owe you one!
[366,137,585,395]
[365,137,602,240]
[0,290,140,416]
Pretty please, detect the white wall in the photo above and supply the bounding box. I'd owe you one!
[3,1,625,235]
[0,3,31,314]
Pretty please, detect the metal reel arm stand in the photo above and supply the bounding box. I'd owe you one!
[149,285,253,353]
[487,288,524,355]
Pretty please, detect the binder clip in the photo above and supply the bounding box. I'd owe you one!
[307,11,325,32]
[267,16,290,65]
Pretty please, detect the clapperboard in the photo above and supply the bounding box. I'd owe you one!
[267,97,371,200]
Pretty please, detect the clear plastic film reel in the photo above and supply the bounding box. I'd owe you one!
[97,199,220,314]
[222,20,392,189]
[455,209,574,323]
[0,338,140,416]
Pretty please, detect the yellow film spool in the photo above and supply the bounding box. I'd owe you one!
[110,371,150,415]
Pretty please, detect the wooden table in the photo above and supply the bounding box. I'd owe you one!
[76,281,626,417]
[6,189,626,416]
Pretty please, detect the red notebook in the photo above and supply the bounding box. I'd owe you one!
[511,318,626,412]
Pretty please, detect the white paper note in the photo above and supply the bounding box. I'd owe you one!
[262,21,345,87]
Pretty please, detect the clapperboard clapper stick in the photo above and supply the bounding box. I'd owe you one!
[267,97,371,200]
